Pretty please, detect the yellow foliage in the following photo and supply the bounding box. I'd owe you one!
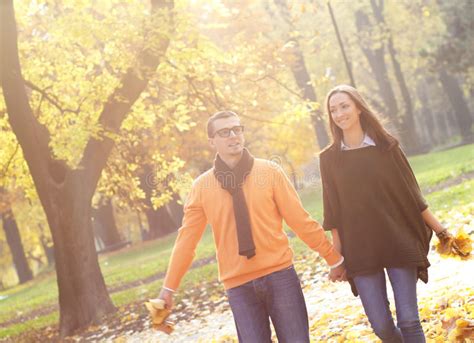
[436,227,473,259]
[144,298,174,335]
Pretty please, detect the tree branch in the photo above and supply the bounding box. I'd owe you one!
[24,79,80,115]
[79,0,174,198]
[257,74,305,99]
[0,0,61,196]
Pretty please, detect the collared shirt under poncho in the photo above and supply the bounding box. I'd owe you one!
[319,143,432,290]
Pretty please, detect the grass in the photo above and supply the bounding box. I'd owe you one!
[408,144,474,190]
[0,312,58,338]
[100,229,215,286]
[0,143,473,339]
[0,273,58,324]
[425,178,474,210]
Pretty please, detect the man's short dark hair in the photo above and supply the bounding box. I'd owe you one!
[207,111,240,138]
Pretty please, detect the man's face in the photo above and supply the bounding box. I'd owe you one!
[208,116,245,157]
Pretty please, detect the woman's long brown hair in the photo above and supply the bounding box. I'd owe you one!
[324,84,399,152]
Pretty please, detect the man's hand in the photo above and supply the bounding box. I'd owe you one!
[159,288,174,310]
[329,264,347,282]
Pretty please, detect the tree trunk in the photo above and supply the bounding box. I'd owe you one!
[434,110,449,141]
[144,206,177,239]
[445,108,458,137]
[46,174,115,335]
[1,204,33,284]
[273,0,329,150]
[289,40,330,150]
[139,165,179,239]
[355,10,400,133]
[438,69,473,144]
[136,211,148,241]
[368,0,420,153]
[416,79,439,147]
[166,192,183,227]
[93,199,122,250]
[39,230,55,265]
[386,40,419,153]
[0,0,173,336]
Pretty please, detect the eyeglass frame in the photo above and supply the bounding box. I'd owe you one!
[211,125,245,138]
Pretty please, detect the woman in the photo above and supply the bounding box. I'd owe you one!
[320,84,451,342]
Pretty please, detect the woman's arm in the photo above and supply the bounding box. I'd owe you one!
[331,229,342,253]
[421,208,445,234]
[422,207,468,256]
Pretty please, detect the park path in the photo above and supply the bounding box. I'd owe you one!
[124,249,474,342]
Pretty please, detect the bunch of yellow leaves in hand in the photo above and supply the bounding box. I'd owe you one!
[144,298,174,334]
[436,228,472,258]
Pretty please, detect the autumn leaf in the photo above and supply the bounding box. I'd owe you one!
[436,228,473,259]
[144,298,174,334]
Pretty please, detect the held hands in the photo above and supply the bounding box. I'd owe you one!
[159,288,174,310]
[329,264,347,282]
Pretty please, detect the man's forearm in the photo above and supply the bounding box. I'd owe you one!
[327,229,343,269]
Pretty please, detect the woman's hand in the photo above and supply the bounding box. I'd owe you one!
[329,264,347,282]
[436,228,470,257]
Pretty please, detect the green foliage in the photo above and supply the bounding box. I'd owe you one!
[426,1,474,76]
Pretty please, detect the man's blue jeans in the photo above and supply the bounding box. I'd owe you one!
[353,267,426,343]
[226,265,310,343]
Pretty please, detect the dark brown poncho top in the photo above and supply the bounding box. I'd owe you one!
[320,145,432,294]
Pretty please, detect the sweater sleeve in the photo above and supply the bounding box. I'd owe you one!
[163,180,208,291]
[319,154,340,231]
[272,164,342,266]
[392,147,428,212]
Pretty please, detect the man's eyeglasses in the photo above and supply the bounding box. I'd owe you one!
[213,125,245,138]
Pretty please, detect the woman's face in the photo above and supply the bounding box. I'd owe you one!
[329,92,362,132]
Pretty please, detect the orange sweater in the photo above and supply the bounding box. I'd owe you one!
[163,159,342,291]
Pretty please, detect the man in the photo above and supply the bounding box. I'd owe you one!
[159,110,345,342]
